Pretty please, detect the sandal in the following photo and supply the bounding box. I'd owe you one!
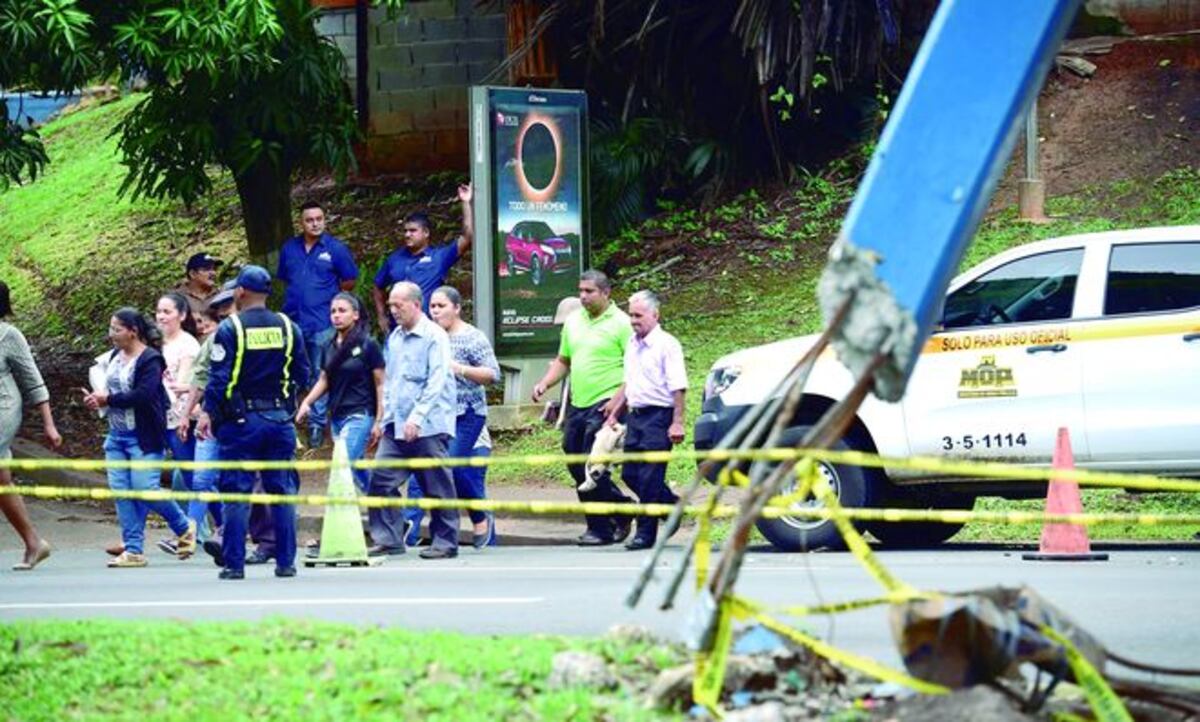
[107,551,148,568]
[175,520,198,559]
[12,539,51,571]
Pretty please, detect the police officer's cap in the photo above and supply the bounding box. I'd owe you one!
[235,265,272,294]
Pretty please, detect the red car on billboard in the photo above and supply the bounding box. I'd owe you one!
[504,220,574,285]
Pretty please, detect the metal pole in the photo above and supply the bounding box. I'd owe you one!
[1025,98,1040,180]
[1019,98,1047,221]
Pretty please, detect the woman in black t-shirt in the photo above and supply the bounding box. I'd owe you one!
[297,293,384,492]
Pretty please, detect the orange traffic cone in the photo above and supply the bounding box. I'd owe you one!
[1023,427,1108,561]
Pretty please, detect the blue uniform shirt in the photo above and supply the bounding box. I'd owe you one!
[381,314,456,439]
[203,308,310,417]
[373,243,459,311]
[277,233,359,337]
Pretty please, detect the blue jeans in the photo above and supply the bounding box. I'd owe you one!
[165,427,195,492]
[187,436,224,532]
[332,413,375,493]
[217,411,298,571]
[303,327,334,438]
[105,430,190,555]
[405,409,489,536]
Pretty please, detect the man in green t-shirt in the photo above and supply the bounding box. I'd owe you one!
[533,270,635,546]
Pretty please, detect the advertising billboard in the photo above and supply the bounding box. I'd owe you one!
[471,87,589,358]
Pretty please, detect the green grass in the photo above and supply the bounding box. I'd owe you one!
[0,619,685,722]
[0,94,248,339]
[959,490,1200,542]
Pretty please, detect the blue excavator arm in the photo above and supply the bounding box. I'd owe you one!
[819,0,1081,401]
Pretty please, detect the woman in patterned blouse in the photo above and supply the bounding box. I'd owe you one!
[429,286,501,548]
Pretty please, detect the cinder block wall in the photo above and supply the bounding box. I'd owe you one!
[363,0,507,173]
[314,8,358,100]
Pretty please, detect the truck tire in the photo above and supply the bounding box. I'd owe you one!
[753,426,875,552]
[865,493,974,548]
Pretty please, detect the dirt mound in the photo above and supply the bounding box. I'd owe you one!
[994,33,1200,209]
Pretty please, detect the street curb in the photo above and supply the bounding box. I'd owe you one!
[11,438,108,489]
[13,437,579,547]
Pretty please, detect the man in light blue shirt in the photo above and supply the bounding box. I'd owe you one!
[367,281,459,559]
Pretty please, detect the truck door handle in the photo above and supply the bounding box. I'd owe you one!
[1185,333,1200,343]
[1027,344,1067,354]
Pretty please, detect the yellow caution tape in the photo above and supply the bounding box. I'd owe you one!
[693,596,735,715]
[809,467,917,596]
[695,512,712,591]
[764,457,819,509]
[3,485,1200,528]
[5,446,1200,494]
[695,466,747,590]
[730,596,950,696]
[773,591,935,619]
[1041,626,1133,722]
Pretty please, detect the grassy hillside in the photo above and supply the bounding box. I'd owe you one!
[0,95,250,340]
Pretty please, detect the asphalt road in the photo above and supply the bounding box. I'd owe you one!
[3,545,1197,671]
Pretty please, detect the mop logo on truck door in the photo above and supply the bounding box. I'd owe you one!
[957,355,1017,399]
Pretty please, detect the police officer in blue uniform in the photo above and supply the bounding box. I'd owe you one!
[203,265,309,580]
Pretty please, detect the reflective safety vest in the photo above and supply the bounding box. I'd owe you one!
[224,311,296,401]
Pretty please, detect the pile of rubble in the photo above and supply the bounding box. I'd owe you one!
[548,625,1052,722]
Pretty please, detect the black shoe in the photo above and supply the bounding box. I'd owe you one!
[203,540,225,567]
[275,566,297,578]
[625,536,655,551]
[418,546,458,560]
[612,517,633,544]
[218,568,244,580]
[472,514,495,550]
[577,531,615,547]
[367,544,406,557]
[246,549,273,565]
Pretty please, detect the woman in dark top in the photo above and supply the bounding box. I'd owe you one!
[82,308,197,567]
[297,293,384,492]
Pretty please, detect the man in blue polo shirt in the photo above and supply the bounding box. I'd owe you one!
[372,183,474,333]
[276,200,359,448]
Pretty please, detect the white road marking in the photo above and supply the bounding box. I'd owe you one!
[0,597,543,611]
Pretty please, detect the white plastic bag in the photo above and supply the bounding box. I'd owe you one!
[88,351,110,419]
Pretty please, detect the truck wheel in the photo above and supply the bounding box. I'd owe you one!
[865,493,973,548]
[753,426,875,552]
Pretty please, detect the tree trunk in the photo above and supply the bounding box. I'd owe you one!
[233,156,295,269]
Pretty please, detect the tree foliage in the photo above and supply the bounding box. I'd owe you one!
[501,0,936,232]
[0,0,96,188]
[1,0,403,256]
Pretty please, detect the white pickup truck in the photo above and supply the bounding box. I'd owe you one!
[693,226,1200,551]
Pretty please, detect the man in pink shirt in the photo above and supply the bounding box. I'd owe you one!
[604,290,687,550]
